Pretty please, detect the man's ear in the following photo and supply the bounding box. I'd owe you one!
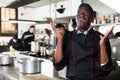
[92,11,97,23]
[91,16,95,22]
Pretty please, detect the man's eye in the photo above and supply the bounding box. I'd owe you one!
[77,13,89,16]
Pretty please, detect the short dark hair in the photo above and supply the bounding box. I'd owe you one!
[13,34,18,39]
[78,3,94,16]
[55,23,64,28]
[30,25,35,28]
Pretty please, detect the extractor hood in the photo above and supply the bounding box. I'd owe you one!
[6,0,40,8]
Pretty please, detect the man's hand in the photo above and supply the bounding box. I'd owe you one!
[50,22,65,62]
[100,26,114,46]
[100,26,114,64]
[50,22,65,41]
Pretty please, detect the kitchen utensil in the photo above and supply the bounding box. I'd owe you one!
[31,41,40,53]
[0,54,14,66]
[19,57,43,73]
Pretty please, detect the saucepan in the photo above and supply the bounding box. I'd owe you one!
[0,54,14,66]
[111,46,120,60]
[19,57,43,73]
[31,41,40,53]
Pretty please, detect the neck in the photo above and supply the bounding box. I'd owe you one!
[78,27,92,34]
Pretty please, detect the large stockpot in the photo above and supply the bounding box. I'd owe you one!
[19,57,43,73]
[31,41,40,53]
[0,54,14,66]
[111,46,120,60]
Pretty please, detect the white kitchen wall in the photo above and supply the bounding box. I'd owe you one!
[0,37,12,44]
[36,5,50,20]
[99,25,120,35]
[83,0,117,15]
[18,7,37,20]
[71,0,82,16]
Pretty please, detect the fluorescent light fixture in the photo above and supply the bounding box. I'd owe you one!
[7,19,50,24]
[8,19,36,24]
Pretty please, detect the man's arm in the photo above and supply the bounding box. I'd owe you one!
[51,23,66,70]
[51,22,65,63]
[100,42,109,64]
[100,26,114,64]
[54,39,63,63]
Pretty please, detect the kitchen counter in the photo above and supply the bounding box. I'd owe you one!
[0,62,55,80]
[0,53,62,80]
[0,65,19,80]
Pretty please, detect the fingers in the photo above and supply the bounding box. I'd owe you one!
[104,26,114,38]
[100,35,103,39]
[108,26,114,35]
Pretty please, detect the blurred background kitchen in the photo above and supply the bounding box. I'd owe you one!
[0,0,120,80]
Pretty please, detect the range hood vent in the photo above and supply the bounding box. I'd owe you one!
[6,0,40,8]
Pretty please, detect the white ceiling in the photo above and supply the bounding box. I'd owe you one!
[99,0,120,13]
[26,0,64,8]
[0,0,16,7]
[0,0,64,8]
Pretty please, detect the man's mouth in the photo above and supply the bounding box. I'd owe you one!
[77,19,86,23]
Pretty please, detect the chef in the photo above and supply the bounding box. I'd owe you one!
[8,34,23,51]
[52,3,114,80]
[21,25,35,51]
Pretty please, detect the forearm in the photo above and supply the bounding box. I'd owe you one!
[100,44,108,64]
[54,40,63,63]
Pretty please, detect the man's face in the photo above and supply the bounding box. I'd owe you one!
[76,7,93,31]
[56,27,65,34]
[13,39,17,43]
[30,27,35,33]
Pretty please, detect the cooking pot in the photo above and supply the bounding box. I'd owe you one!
[0,54,14,66]
[31,41,40,53]
[112,46,120,60]
[19,57,43,73]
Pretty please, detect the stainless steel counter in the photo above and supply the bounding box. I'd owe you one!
[0,65,19,80]
[0,61,59,80]
[0,53,61,80]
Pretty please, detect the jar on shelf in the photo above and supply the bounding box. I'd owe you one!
[118,14,120,22]
[97,17,102,24]
[115,16,119,23]
[106,15,111,23]
[101,15,106,24]
[110,14,115,23]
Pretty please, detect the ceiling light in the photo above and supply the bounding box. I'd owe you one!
[56,5,65,14]
[8,19,50,24]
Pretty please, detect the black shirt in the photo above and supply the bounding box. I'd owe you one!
[53,29,112,80]
[21,31,35,51]
[8,39,23,51]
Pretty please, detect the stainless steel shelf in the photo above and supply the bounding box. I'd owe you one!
[92,23,120,27]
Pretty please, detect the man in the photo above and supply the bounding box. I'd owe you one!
[8,34,23,51]
[21,25,35,51]
[52,3,114,80]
